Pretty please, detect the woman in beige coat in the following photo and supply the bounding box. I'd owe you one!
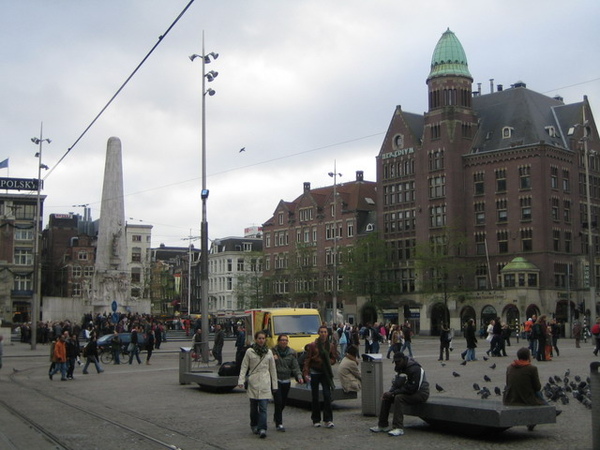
[338,344,361,393]
[238,331,278,439]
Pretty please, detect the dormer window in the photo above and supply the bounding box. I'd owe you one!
[545,126,559,138]
[502,127,514,139]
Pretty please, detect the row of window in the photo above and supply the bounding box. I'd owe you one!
[265,220,356,248]
[383,181,416,205]
[381,159,415,180]
[209,258,262,273]
[473,228,574,255]
[474,166,533,195]
[383,209,417,233]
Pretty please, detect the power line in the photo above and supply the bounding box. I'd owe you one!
[44,0,196,181]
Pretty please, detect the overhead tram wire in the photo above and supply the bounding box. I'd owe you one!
[43,0,197,181]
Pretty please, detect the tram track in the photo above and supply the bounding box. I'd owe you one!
[1,364,225,450]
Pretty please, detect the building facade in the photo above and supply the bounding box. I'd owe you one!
[377,29,600,334]
[208,231,263,318]
[0,193,45,323]
[262,171,377,322]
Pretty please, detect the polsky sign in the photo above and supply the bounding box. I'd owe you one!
[0,178,41,191]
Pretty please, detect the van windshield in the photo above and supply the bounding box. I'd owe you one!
[273,314,321,335]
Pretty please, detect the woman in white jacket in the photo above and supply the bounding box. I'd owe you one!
[238,331,278,439]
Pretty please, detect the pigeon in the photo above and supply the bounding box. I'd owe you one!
[473,383,481,391]
[440,362,446,367]
[484,375,491,382]
[480,390,491,399]
[239,147,246,152]
[554,375,563,383]
[452,371,461,377]
[482,356,489,361]
[548,377,556,385]
[564,369,570,378]
[494,386,502,396]
[489,363,496,370]
[574,375,581,382]
[460,360,467,366]
[435,383,445,392]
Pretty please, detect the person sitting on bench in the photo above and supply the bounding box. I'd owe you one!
[369,351,429,437]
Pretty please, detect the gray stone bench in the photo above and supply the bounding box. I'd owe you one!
[180,371,239,393]
[403,396,556,435]
[287,384,358,407]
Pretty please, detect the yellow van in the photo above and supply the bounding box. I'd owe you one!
[244,308,322,352]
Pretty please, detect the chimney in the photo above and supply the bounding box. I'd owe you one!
[497,84,503,92]
[489,78,494,93]
[356,170,364,182]
[303,182,311,192]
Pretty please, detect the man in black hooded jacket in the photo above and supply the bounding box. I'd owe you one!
[369,352,429,437]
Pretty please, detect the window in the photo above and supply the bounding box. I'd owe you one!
[227,277,233,290]
[520,196,532,221]
[299,208,313,222]
[14,229,34,241]
[72,266,82,277]
[562,169,570,191]
[14,203,36,220]
[497,230,509,253]
[429,175,446,198]
[474,172,484,195]
[429,149,444,171]
[304,228,310,243]
[237,259,244,271]
[551,198,560,221]
[72,283,81,297]
[495,168,507,192]
[431,124,441,140]
[563,200,572,223]
[496,198,508,222]
[78,251,88,260]
[347,221,354,237]
[83,266,94,277]
[429,205,446,228]
[476,265,488,289]
[131,247,142,262]
[278,212,284,225]
[227,259,233,271]
[14,249,32,265]
[550,166,559,189]
[475,232,486,255]
[14,274,32,291]
[521,228,533,252]
[519,166,531,189]
[565,231,572,253]
[313,227,317,241]
[474,202,485,225]
[265,233,271,248]
[131,268,141,283]
[132,235,142,242]
[502,126,514,139]
[553,229,561,252]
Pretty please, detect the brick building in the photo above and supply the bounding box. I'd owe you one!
[262,171,377,322]
[378,29,600,334]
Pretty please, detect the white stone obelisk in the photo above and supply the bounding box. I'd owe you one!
[93,137,129,310]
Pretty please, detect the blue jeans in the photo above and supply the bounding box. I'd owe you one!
[129,346,141,364]
[50,361,67,379]
[401,341,413,357]
[371,341,380,354]
[83,356,103,374]
[310,372,333,424]
[249,399,268,432]
[465,347,477,361]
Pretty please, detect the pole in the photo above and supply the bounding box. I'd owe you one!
[200,31,210,363]
[583,108,595,328]
[31,123,47,350]
[187,230,192,316]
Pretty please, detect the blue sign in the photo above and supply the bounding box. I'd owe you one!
[111,300,118,312]
[112,312,119,324]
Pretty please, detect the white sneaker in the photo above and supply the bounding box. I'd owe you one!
[313,422,321,427]
[388,428,404,436]
[370,426,391,433]
[326,422,335,428]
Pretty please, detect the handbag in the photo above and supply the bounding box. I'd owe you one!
[127,343,135,352]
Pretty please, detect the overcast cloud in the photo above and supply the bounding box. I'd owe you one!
[1,0,599,247]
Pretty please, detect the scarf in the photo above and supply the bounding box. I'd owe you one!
[511,359,531,367]
[317,338,335,389]
[274,346,290,359]
[252,343,269,357]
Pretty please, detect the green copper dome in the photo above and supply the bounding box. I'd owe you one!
[501,257,539,272]
[428,28,472,80]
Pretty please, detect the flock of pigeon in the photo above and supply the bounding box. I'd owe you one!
[434,364,593,409]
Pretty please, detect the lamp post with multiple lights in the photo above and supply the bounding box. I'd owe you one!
[190,33,218,363]
[328,162,342,325]
[30,124,51,350]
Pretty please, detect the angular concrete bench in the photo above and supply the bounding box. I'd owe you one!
[403,396,556,435]
[180,370,239,393]
[287,384,358,407]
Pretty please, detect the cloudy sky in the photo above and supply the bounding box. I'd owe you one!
[2,0,599,248]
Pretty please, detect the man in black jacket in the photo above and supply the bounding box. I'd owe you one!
[369,352,429,436]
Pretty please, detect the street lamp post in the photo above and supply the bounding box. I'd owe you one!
[580,111,595,327]
[30,124,51,350]
[328,161,342,325]
[190,32,218,363]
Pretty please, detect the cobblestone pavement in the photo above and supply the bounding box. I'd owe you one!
[0,335,596,449]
